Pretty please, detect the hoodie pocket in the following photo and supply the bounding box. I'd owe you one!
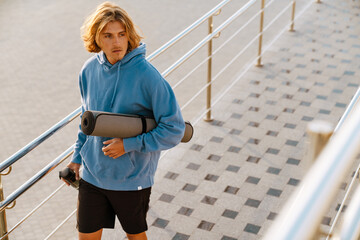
[79,136,90,160]
[80,136,137,181]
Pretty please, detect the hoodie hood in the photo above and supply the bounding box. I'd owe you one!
[95,43,146,108]
[96,42,146,69]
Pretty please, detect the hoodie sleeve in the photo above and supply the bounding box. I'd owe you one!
[123,73,185,153]
[71,108,86,164]
[71,74,87,164]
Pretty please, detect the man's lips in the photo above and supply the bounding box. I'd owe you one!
[112,49,122,53]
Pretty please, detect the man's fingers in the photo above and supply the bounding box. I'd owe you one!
[103,149,111,155]
[74,170,80,180]
[103,139,114,145]
[102,142,114,152]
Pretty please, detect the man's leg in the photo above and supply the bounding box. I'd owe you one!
[126,231,147,240]
[79,229,103,240]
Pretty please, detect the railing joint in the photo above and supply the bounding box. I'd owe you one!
[214,9,222,16]
[5,201,15,210]
[0,167,11,176]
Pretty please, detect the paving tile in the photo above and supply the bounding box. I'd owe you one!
[201,195,218,205]
[245,176,261,185]
[246,156,261,164]
[322,216,332,226]
[197,220,215,231]
[231,113,243,119]
[245,198,261,208]
[207,154,222,162]
[266,148,280,155]
[152,218,170,229]
[266,188,283,198]
[244,223,261,235]
[182,183,198,192]
[177,207,194,217]
[336,202,348,213]
[224,186,240,195]
[227,146,241,153]
[287,178,300,186]
[267,212,278,221]
[159,193,175,203]
[286,157,301,165]
[190,144,203,151]
[222,209,239,219]
[165,171,179,180]
[266,130,279,137]
[172,233,190,240]
[210,136,224,143]
[225,165,240,173]
[285,139,299,147]
[204,174,219,182]
[267,167,281,175]
[186,163,201,171]
[221,236,237,240]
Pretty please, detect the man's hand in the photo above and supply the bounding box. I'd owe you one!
[102,138,125,159]
[61,162,81,186]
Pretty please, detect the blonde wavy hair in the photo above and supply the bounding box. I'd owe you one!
[81,2,142,53]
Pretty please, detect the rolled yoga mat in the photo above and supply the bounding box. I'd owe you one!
[81,110,193,143]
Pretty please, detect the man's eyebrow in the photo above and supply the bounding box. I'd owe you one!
[102,30,126,34]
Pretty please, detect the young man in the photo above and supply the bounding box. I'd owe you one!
[65,2,185,240]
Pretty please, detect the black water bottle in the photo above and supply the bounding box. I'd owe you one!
[59,167,80,189]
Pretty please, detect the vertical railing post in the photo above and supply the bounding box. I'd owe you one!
[290,0,296,32]
[256,0,265,67]
[306,120,334,168]
[204,15,214,122]
[0,174,9,240]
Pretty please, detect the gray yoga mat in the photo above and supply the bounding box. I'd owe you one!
[81,110,193,143]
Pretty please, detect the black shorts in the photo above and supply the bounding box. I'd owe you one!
[77,179,151,234]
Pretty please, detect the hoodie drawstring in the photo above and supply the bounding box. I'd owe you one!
[110,63,121,109]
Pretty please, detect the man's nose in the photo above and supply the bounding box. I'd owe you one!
[114,36,121,44]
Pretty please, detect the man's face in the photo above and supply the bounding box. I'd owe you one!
[98,21,129,65]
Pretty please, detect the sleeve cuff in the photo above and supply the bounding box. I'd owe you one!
[123,137,140,152]
[71,155,82,164]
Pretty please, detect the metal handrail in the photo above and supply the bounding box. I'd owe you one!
[0,145,74,212]
[0,107,80,173]
[0,184,66,240]
[326,87,360,238]
[263,104,360,240]
[161,0,257,78]
[146,0,232,61]
[336,185,360,240]
[43,209,77,240]
[334,87,360,132]
[191,0,309,124]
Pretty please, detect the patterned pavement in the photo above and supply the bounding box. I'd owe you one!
[143,1,360,239]
[1,0,359,239]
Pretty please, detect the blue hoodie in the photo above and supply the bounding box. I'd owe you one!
[71,43,185,191]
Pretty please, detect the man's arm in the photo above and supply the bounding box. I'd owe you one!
[123,75,185,153]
